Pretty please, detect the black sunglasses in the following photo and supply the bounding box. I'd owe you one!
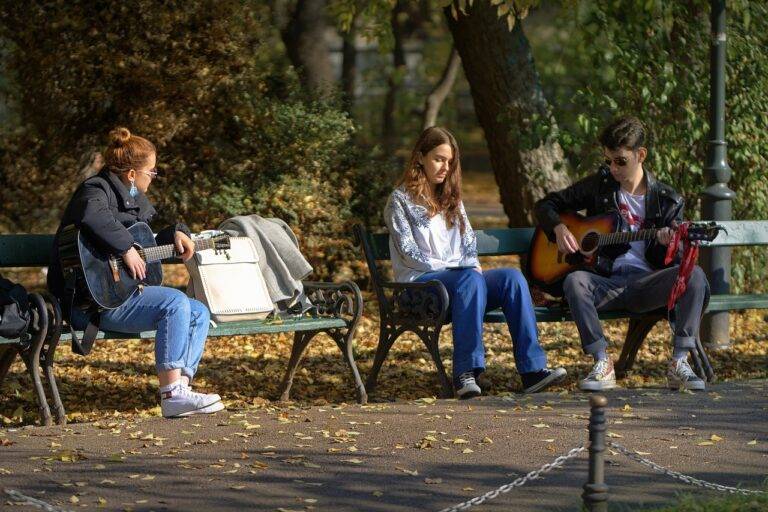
[604,156,629,168]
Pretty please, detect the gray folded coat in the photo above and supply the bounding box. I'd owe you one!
[218,215,313,313]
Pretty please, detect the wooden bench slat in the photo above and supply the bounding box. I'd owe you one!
[54,316,347,342]
[706,294,768,311]
[701,220,768,247]
[363,220,768,260]
[0,234,55,267]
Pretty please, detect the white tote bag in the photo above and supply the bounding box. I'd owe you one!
[185,236,273,322]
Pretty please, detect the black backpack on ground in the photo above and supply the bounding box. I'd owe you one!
[0,274,33,341]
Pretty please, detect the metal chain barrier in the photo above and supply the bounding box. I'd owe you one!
[608,442,767,496]
[437,445,586,512]
[4,489,72,512]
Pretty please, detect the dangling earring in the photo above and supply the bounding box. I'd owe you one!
[129,179,138,197]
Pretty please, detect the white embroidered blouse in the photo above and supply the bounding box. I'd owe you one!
[384,186,479,282]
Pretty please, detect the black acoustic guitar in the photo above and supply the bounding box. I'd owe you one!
[58,222,230,309]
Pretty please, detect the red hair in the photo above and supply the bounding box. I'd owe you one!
[103,127,156,174]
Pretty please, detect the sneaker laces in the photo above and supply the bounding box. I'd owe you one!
[674,359,697,380]
[587,359,610,379]
[458,371,476,386]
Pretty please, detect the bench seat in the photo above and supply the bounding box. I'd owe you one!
[57,316,348,342]
[0,234,368,426]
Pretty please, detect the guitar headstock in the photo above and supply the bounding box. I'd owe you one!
[212,234,231,251]
[193,230,231,253]
[686,222,726,243]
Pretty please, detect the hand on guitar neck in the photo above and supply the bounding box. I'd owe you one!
[526,212,723,297]
[555,222,676,256]
[122,232,195,280]
[173,231,195,261]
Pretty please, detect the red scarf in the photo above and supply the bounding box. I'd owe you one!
[664,222,700,311]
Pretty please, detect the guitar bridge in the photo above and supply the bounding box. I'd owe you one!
[109,258,120,282]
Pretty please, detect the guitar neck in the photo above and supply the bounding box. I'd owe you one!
[138,238,218,263]
[598,228,658,247]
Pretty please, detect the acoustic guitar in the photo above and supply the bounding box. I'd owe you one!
[525,212,722,296]
[58,222,230,310]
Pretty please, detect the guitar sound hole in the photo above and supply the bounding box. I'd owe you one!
[581,232,599,252]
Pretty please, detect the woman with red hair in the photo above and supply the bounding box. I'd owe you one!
[49,127,224,418]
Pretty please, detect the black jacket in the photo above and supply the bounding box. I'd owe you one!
[533,166,683,270]
[47,169,188,301]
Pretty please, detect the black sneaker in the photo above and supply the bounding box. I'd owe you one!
[521,367,567,393]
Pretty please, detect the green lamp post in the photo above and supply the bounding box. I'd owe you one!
[700,0,735,349]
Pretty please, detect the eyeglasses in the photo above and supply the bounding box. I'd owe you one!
[138,167,158,179]
[604,156,629,168]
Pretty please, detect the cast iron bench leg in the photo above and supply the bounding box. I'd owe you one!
[19,293,53,426]
[418,325,453,399]
[615,315,662,379]
[329,328,367,404]
[278,328,368,405]
[691,337,715,382]
[279,330,315,402]
[279,280,367,404]
[365,324,402,395]
[41,293,66,424]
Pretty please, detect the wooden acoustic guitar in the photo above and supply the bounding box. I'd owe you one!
[525,212,722,296]
[58,222,230,310]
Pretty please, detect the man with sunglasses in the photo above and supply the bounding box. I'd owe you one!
[534,116,709,392]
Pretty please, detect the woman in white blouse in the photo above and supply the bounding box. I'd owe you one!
[384,127,566,398]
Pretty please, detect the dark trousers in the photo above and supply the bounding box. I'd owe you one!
[562,265,710,356]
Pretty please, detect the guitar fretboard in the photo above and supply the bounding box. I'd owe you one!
[597,229,658,246]
[137,238,219,263]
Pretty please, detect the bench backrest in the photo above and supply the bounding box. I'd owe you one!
[2,219,767,269]
[0,234,55,267]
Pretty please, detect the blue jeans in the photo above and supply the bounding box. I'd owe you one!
[73,287,210,379]
[415,268,547,382]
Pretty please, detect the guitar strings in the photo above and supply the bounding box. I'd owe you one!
[109,238,221,271]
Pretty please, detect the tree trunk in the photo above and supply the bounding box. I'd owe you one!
[382,0,407,153]
[422,46,461,129]
[281,0,334,98]
[445,3,570,226]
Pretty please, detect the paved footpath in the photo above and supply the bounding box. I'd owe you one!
[2,380,766,511]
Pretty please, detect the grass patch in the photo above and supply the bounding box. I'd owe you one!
[633,491,768,511]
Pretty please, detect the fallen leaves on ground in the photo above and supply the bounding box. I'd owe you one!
[0,267,767,426]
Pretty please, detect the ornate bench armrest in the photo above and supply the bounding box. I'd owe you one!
[303,281,363,327]
[380,280,450,325]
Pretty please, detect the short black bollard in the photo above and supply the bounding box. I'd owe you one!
[582,395,609,512]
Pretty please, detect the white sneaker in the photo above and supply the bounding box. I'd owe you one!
[161,385,225,418]
[667,358,705,391]
[456,371,481,399]
[182,381,221,404]
[580,359,617,391]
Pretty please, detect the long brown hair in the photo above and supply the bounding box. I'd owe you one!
[397,126,464,232]
[103,127,156,174]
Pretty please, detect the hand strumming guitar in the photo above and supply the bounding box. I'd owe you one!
[554,223,580,254]
[122,246,147,280]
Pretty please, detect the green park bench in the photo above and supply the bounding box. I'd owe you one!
[355,221,768,398]
[0,234,367,426]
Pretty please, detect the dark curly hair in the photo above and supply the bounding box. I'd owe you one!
[599,116,648,151]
